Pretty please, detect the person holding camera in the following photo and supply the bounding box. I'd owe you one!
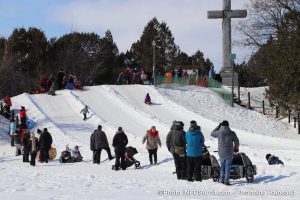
[211,120,239,185]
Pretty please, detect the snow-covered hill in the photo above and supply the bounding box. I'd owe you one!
[0,85,299,200]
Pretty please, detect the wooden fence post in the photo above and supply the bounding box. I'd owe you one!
[262,100,265,115]
[294,117,297,128]
[288,109,291,123]
[238,86,240,103]
[276,106,279,118]
[298,111,300,134]
[247,92,251,108]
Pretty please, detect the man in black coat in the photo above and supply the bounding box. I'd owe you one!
[38,128,53,163]
[112,127,128,170]
[166,121,187,180]
[57,68,65,89]
[90,125,114,164]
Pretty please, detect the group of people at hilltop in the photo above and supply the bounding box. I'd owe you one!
[34,69,83,95]
[116,67,153,85]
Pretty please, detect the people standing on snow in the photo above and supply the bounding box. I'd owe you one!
[19,106,27,128]
[57,69,65,90]
[13,126,22,156]
[27,132,39,166]
[144,93,151,105]
[112,127,128,170]
[38,128,53,163]
[142,126,161,165]
[266,154,284,165]
[4,96,12,114]
[166,121,187,180]
[90,125,114,164]
[185,120,205,182]
[10,118,17,146]
[22,128,30,162]
[80,105,89,121]
[211,120,239,185]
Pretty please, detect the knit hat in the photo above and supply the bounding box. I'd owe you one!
[98,125,102,130]
[221,120,229,127]
[44,128,48,132]
[190,120,197,127]
[37,129,42,134]
[266,154,271,160]
[118,127,123,131]
[151,126,156,130]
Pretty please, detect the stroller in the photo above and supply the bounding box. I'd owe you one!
[112,146,141,170]
[228,152,257,183]
[201,146,220,182]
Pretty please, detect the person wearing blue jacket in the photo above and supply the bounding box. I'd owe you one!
[185,120,205,182]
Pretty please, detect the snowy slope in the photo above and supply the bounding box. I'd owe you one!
[0,85,299,200]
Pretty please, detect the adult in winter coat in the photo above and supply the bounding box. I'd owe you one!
[13,126,22,156]
[211,120,239,185]
[57,69,65,90]
[166,121,187,180]
[80,105,89,121]
[142,126,162,165]
[185,120,205,182]
[27,132,39,166]
[38,128,53,163]
[112,127,128,170]
[90,125,114,164]
[19,106,27,128]
[22,129,31,162]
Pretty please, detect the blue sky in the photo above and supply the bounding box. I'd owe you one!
[0,0,251,71]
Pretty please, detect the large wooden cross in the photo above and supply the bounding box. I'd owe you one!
[208,0,247,73]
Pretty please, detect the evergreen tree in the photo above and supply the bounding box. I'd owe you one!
[131,17,179,72]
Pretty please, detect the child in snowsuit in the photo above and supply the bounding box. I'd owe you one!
[71,145,83,162]
[144,93,151,104]
[80,105,89,120]
[266,154,284,165]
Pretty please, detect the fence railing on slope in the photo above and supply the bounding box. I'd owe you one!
[156,75,233,106]
[238,89,300,133]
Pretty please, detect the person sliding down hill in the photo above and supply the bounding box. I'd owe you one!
[144,93,151,105]
[266,154,284,165]
[80,105,89,121]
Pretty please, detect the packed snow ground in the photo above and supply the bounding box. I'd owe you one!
[0,85,299,200]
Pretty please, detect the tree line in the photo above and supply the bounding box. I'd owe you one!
[235,0,300,110]
[0,17,214,98]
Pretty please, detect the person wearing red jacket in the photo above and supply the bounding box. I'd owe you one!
[19,106,27,128]
[4,96,12,114]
